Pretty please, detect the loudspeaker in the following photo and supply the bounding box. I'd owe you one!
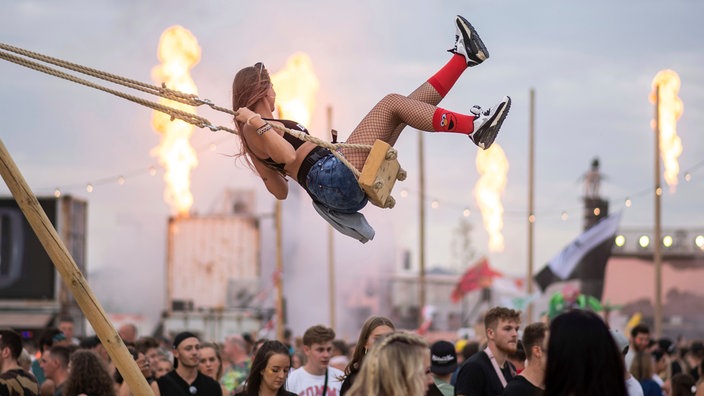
[0,196,86,301]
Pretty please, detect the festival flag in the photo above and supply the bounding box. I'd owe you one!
[451,257,503,303]
[534,212,622,299]
[417,305,436,335]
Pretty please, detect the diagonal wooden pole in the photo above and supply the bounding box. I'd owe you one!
[0,139,153,396]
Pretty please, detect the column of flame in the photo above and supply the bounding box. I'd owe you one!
[151,26,201,216]
[270,53,319,127]
[650,70,683,192]
[474,143,509,252]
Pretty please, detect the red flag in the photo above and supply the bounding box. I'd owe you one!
[450,257,503,303]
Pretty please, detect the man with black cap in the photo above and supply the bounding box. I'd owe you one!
[151,331,222,396]
[430,340,457,396]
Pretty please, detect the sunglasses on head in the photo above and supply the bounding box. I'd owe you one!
[254,62,265,76]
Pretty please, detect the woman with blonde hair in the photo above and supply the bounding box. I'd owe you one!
[199,342,230,396]
[631,350,664,396]
[346,331,433,396]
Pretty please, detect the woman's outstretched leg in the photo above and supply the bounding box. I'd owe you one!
[386,15,489,145]
[342,15,510,171]
[342,93,511,171]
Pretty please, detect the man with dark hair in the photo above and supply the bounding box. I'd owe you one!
[501,322,547,396]
[455,306,521,396]
[626,324,650,371]
[151,331,222,396]
[39,345,70,396]
[30,327,68,386]
[0,329,40,396]
[287,325,343,395]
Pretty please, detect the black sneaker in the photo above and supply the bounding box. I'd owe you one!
[470,96,511,150]
[448,15,489,67]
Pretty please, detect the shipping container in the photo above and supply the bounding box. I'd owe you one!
[166,213,260,311]
[161,194,263,341]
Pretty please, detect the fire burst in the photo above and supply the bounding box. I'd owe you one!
[474,143,509,252]
[650,70,684,192]
[270,53,319,128]
[151,26,201,216]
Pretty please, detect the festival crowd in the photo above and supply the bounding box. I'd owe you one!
[1,308,704,396]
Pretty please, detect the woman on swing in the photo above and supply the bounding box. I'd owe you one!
[233,16,510,240]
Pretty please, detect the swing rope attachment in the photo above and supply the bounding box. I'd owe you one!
[0,43,405,208]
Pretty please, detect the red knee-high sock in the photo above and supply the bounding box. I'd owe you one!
[432,108,475,134]
[427,54,467,98]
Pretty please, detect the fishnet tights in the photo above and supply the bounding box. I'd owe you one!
[341,82,444,170]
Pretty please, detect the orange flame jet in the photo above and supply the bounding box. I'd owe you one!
[151,26,201,216]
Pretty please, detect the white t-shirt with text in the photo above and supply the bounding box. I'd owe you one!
[286,366,344,396]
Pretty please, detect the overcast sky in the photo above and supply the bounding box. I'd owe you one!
[1,0,702,334]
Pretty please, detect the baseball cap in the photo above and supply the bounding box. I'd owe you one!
[172,331,199,349]
[172,331,199,369]
[610,329,629,355]
[430,341,457,375]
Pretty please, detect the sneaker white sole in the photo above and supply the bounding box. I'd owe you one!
[456,15,489,66]
[473,96,511,150]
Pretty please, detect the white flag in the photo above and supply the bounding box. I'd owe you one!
[548,212,622,279]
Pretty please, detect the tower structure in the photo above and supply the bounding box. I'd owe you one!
[583,158,609,230]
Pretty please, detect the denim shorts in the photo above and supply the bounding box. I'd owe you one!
[305,153,368,213]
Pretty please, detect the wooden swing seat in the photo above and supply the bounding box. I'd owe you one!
[358,140,407,209]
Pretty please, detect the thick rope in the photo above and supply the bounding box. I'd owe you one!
[0,43,196,105]
[0,43,373,177]
[0,49,228,132]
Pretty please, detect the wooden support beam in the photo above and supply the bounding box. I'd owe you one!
[0,139,153,396]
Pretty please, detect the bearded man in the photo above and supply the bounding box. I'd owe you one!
[455,307,521,396]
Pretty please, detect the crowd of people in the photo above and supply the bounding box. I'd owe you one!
[2,309,704,396]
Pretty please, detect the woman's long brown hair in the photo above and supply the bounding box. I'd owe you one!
[231,63,276,173]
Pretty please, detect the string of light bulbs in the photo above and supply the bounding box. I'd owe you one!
[31,136,233,198]
[396,158,702,222]
[19,141,703,223]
